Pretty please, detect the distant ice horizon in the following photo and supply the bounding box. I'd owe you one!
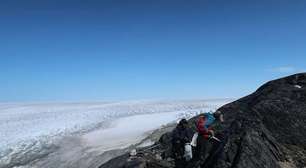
[0,97,235,104]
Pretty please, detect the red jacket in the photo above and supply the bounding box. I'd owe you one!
[196,116,213,139]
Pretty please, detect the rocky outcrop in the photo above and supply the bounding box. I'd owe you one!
[214,73,306,168]
[100,73,306,168]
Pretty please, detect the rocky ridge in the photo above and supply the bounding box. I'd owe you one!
[100,73,306,168]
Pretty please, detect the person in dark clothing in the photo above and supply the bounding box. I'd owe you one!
[172,118,193,168]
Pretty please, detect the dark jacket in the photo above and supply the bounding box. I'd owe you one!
[172,123,193,159]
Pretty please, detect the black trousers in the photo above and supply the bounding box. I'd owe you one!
[174,158,187,168]
[175,136,209,168]
[173,141,187,168]
[185,135,208,168]
[194,135,208,162]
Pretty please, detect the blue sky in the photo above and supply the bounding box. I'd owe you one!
[0,0,306,102]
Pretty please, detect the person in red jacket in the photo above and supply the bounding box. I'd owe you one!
[193,111,224,162]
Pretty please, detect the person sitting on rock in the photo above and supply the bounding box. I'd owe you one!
[172,118,193,168]
[193,111,224,163]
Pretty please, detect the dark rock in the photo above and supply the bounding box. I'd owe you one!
[207,73,306,168]
[100,73,306,168]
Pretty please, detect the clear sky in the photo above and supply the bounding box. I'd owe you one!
[0,0,306,102]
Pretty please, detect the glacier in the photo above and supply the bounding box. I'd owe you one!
[0,99,232,168]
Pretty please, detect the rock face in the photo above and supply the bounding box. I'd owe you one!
[100,73,306,168]
[215,73,306,168]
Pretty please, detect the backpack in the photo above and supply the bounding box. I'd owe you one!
[203,113,215,129]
